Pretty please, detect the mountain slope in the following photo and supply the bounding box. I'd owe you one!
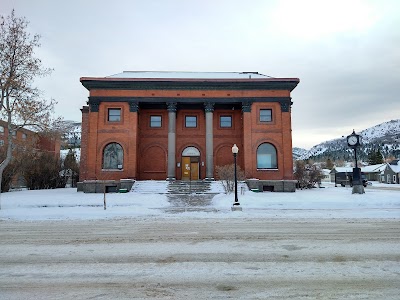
[296,119,400,161]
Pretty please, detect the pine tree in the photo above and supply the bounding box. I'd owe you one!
[367,149,384,165]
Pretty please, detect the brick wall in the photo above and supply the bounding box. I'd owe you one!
[81,88,294,181]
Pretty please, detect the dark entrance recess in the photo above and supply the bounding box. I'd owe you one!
[105,185,117,193]
[263,185,274,192]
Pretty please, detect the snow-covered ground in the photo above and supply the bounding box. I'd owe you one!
[1,181,399,220]
[1,182,399,299]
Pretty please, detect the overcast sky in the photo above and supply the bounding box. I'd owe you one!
[2,0,399,149]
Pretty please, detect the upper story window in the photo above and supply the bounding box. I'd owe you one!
[260,109,272,122]
[11,131,16,138]
[0,126,4,134]
[185,116,197,128]
[150,115,162,128]
[220,116,232,128]
[22,133,27,139]
[108,108,121,122]
[0,140,4,146]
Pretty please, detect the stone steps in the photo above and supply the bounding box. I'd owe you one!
[130,180,169,194]
[168,181,212,194]
[131,180,227,194]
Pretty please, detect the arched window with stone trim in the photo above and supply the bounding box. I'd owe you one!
[257,143,277,169]
[103,143,123,169]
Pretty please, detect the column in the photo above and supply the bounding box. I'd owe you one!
[204,102,214,180]
[128,101,139,179]
[242,101,253,178]
[280,100,293,180]
[167,102,177,180]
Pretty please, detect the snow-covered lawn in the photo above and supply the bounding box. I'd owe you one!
[0,182,399,220]
[1,182,399,299]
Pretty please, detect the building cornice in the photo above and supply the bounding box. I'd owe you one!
[81,78,299,92]
[87,96,293,113]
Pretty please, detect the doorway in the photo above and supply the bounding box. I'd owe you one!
[182,157,199,180]
[181,146,201,181]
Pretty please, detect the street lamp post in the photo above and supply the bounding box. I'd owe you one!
[231,144,242,211]
[346,130,365,194]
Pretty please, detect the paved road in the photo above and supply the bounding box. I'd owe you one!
[1,218,399,299]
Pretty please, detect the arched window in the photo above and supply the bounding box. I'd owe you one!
[257,143,277,169]
[103,143,123,169]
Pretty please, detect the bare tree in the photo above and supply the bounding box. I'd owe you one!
[0,10,59,202]
[294,160,324,189]
[216,164,245,194]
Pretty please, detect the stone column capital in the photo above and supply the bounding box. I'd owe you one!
[280,100,293,112]
[242,101,252,112]
[167,102,177,112]
[204,102,215,112]
[89,99,100,112]
[129,101,139,112]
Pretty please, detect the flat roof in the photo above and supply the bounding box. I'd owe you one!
[105,71,272,79]
[80,71,300,91]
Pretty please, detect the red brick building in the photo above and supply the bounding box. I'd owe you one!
[79,72,299,192]
[0,120,61,189]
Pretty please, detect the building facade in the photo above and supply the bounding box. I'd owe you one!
[79,71,299,192]
[0,120,61,190]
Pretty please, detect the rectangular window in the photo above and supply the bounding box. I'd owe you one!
[185,116,197,128]
[0,140,3,146]
[150,115,162,128]
[220,116,232,128]
[22,133,27,139]
[260,109,272,122]
[0,126,4,134]
[108,108,121,122]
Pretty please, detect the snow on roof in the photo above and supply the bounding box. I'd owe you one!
[106,71,272,79]
[361,164,387,173]
[322,169,331,175]
[332,167,353,173]
[388,164,400,173]
[333,164,388,174]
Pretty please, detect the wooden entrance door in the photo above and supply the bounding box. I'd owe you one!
[182,157,199,180]
[191,162,199,180]
[182,157,191,180]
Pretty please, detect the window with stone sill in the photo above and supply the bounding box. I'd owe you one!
[108,108,121,122]
[257,143,277,169]
[185,116,197,128]
[150,115,162,128]
[259,109,272,122]
[220,116,232,128]
[103,143,123,170]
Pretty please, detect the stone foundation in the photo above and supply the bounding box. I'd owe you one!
[246,179,296,192]
[78,179,135,193]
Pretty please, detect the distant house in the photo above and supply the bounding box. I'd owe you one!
[382,161,400,184]
[321,169,331,182]
[331,163,399,185]
[330,167,353,186]
[361,164,387,182]
[0,120,61,190]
